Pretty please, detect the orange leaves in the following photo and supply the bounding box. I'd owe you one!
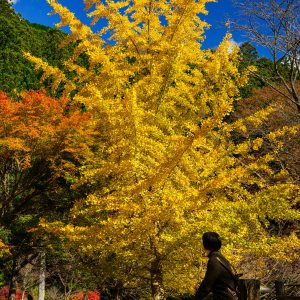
[0,90,92,175]
[0,239,11,258]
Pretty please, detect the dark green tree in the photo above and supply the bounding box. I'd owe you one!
[238,42,287,98]
[0,0,71,95]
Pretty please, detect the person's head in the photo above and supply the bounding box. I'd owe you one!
[202,232,222,252]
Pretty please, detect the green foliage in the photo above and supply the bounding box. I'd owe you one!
[239,42,259,69]
[238,42,280,98]
[0,272,5,287]
[0,227,11,244]
[0,0,70,95]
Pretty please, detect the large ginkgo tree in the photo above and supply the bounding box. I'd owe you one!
[27,0,300,299]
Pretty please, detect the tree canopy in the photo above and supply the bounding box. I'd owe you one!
[0,90,94,299]
[24,1,300,299]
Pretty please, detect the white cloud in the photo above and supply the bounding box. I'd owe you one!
[227,38,240,54]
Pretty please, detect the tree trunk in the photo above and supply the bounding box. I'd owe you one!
[38,252,46,300]
[8,259,17,300]
[150,260,165,300]
[111,285,122,300]
[21,290,26,300]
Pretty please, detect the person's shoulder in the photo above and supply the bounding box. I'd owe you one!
[209,251,228,265]
[211,251,232,270]
[208,251,223,266]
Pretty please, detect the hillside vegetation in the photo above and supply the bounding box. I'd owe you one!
[0,0,69,94]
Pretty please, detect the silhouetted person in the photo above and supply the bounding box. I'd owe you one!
[195,232,238,300]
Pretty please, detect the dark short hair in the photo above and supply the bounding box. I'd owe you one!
[202,232,222,251]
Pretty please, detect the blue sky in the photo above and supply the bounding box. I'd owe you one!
[12,0,264,55]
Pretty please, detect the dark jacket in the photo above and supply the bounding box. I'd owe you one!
[194,251,236,300]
